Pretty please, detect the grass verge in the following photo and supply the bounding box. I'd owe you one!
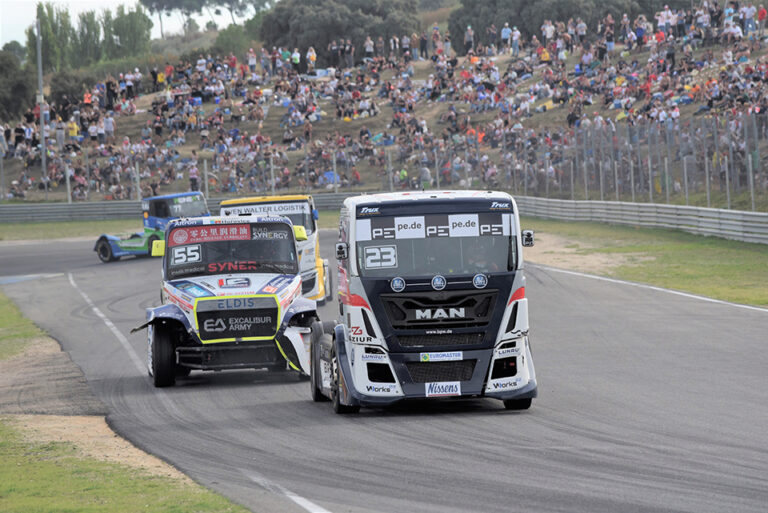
[521,216,768,307]
[0,212,341,241]
[0,219,142,242]
[0,419,249,513]
[0,292,43,360]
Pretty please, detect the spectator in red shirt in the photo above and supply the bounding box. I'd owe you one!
[758,4,767,37]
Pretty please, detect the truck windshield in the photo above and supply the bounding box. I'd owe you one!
[221,201,314,234]
[354,213,516,278]
[165,222,298,280]
[167,195,208,218]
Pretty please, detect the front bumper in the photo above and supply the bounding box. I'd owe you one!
[344,337,537,407]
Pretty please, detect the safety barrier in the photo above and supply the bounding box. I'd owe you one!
[515,197,768,245]
[2,194,767,244]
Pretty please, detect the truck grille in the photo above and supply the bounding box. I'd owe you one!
[404,360,476,383]
[195,297,278,341]
[381,290,497,329]
[397,333,485,348]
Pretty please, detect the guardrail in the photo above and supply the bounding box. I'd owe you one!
[515,198,768,245]
[2,193,767,244]
[0,194,357,223]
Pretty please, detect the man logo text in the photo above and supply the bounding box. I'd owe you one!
[415,308,465,320]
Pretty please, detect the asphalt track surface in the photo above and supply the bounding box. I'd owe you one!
[2,231,767,513]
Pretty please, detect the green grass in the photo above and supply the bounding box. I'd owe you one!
[520,216,768,307]
[0,419,249,513]
[317,210,340,230]
[0,292,44,360]
[0,219,142,241]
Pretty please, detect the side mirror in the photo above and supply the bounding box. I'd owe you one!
[312,209,319,220]
[151,240,166,257]
[335,242,349,260]
[293,225,308,241]
[521,230,535,247]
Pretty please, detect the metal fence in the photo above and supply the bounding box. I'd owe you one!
[488,111,768,212]
[2,193,768,245]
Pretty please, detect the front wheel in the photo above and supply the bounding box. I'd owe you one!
[151,324,176,387]
[96,239,116,263]
[503,398,532,410]
[331,344,359,414]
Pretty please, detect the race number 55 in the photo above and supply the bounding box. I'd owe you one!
[364,245,397,269]
[172,244,201,264]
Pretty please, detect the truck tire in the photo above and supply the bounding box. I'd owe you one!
[310,331,329,402]
[503,398,532,410]
[152,325,176,387]
[331,344,359,414]
[96,239,116,263]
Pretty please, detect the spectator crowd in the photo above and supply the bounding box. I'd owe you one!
[3,1,768,201]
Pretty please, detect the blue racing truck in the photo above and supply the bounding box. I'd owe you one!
[94,192,210,262]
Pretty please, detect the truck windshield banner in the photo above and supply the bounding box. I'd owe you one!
[222,202,310,216]
[356,213,511,241]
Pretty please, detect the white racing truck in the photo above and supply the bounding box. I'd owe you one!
[219,195,332,304]
[133,215,317,387]
[310,191,537,413]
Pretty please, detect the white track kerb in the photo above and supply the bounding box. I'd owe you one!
[532,265,768,314]
[67,272,179,414]
[244,471,334,513]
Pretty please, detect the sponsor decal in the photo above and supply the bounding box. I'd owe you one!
[415,307,464,320]
[168,225,250,247]
[473,273,488,289]
[390,277,406,293]
[359,206,380,215]
[357,213,510,242]
[497,347,519,358]
[172,229,189,245]
[216,298,257,310]
[490,201,511,210]
[224,202,310,216]
[261,286,277,293]
[207,261,279,273]
[349,326,374,344]
[425,381,461,397]
[218,277,250,288]
[176,282,210,298]
[252,227,290,240]
[491,377,522,390]
[203,316,272,333]
[431,275,446,291]
[361,352,387,362]
[420,351,463,362]
[365,384,396,393]
[425,329,453,335]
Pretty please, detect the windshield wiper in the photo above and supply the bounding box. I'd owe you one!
[256,262,289,274]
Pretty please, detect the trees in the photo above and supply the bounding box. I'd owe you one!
[1,41,25,64]
[260,0,419,66]
[76,11,102,67]
[0,52,35,122]
[213,23,250,55]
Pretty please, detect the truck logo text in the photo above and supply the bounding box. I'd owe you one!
[415,308,465,320]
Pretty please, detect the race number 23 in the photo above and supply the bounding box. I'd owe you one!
[172,244,201,264]
[364,245,397,269]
